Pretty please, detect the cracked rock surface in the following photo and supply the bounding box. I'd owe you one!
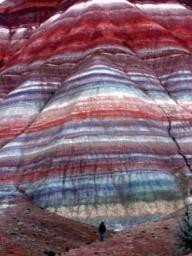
[0,0,192,228]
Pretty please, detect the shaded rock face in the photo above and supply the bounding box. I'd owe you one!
[0,0,192,228]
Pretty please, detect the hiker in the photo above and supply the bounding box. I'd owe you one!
[98,221,106,241]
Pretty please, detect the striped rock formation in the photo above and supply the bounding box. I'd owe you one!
[0,0,192,229]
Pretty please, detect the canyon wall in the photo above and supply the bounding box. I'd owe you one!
[0,0,192,228]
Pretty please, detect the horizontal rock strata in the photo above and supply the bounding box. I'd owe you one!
[0,0,192,228]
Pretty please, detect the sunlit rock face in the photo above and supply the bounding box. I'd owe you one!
[0,0,192,228]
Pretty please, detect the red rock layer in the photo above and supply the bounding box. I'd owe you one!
[0,0,191,228]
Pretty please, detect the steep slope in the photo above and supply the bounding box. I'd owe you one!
[0,0,192,229]
[0,195,107,256]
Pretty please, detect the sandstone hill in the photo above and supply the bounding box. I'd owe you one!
[0,0,192,246]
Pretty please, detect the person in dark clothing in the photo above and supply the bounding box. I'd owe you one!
[98,221,106,241]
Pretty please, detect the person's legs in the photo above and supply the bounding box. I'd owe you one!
[99,233,104,241]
